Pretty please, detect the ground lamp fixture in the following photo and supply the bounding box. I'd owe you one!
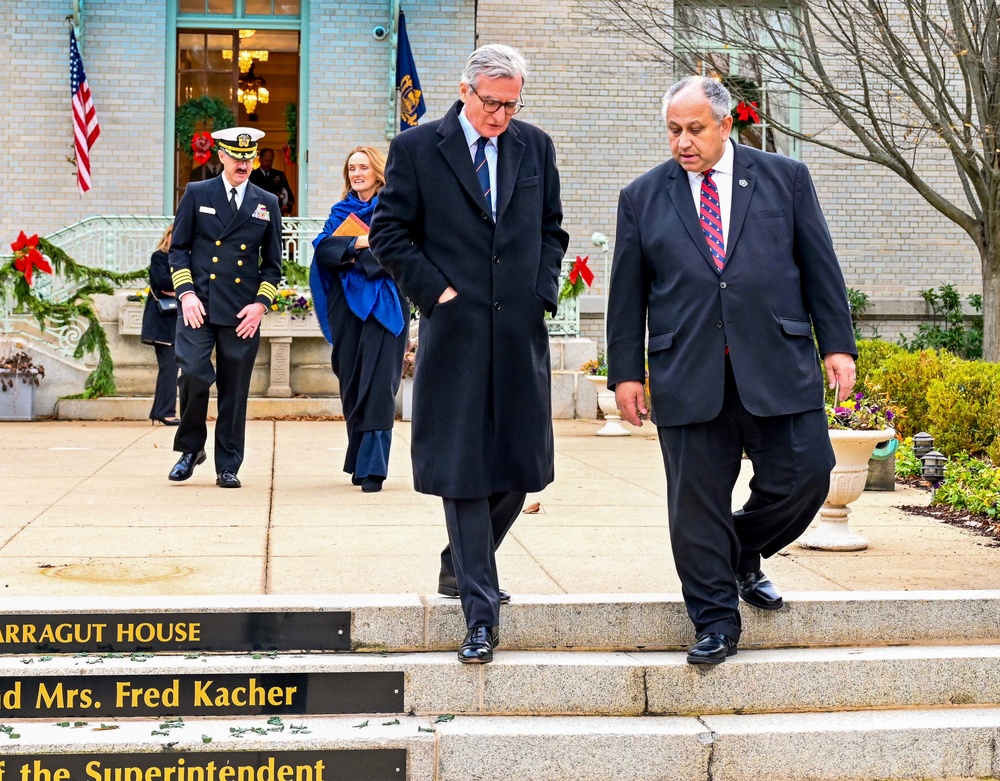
[913,431,935,462]
[920,449,946,497]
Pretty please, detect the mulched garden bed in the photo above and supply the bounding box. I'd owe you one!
[899,497,1000,546]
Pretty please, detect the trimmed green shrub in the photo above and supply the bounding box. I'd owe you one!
[894,439,923,479]
[864,349,957,438]
[925,361,1000,457]
[854,339,907,395]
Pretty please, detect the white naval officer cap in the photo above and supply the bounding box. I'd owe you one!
[211,126,265,160]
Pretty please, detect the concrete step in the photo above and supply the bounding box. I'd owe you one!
[2,592,999,653]
[2,708,1000,780]
[55,396,343,421]
[4,644,1000,719]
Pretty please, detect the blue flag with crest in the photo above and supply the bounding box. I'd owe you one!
[396,11,426,131]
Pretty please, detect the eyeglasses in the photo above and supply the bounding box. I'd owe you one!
[469,85,525,115]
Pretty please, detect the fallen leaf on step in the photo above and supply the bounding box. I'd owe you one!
[522,502,541,514]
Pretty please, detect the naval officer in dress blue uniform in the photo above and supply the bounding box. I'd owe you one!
[168,126,283,488]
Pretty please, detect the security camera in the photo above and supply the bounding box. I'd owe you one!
[372,25,388,41]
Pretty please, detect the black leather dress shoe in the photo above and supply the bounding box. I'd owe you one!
[168,450,206,482]
[737,570,784,610]
[216,471,242,489]
[438,575,510,603]
[686,633,738,665]
[458,626,500,664]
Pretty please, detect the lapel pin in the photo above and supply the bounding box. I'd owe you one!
[739,179,749,187]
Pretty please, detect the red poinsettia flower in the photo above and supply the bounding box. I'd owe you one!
[568,255,595,287]
[10,231,52,286]
[191,131,215,166]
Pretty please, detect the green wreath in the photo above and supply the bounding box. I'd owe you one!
[723,76,762,132]
[175,96,236,158]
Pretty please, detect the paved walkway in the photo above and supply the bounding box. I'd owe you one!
[1,419,996,598]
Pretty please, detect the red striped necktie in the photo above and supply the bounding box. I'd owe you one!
[699,169,725,272]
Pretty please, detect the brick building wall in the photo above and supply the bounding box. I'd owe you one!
[0,0,984,347]
[1,0,167,240]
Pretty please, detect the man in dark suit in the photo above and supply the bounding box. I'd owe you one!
[249,148,294,216]
[607,76,857,665]
[168,126,283,489]
[370,44,569,664]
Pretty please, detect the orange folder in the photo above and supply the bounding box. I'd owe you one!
[332,213,370,237]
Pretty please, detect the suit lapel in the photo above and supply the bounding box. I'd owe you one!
[437,103,495,220]
[494,123,524,225]
[726,146,756,263]
[209,177,232,226]
[666,164,716,273]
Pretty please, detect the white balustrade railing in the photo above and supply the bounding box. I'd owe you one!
[2,215,580,363]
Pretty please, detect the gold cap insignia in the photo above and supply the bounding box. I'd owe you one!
[238,133,251,148]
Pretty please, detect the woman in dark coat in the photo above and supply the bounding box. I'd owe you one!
[141,224,179,425]
[309,146,407,492]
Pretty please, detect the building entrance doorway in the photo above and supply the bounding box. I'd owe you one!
[174,29,299,214]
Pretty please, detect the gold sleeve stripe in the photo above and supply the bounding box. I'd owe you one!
[172,270,194,286]
[258,282,278,301]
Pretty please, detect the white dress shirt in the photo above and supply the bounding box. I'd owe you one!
[458,107,498,220]
[686,139,735,249]
[221,174,249,211]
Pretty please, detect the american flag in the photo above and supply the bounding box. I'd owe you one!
[70,30,100,194]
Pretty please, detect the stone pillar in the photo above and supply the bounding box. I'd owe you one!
[267,337,293,398]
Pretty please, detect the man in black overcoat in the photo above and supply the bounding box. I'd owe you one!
[607,77,857,665]
[370,44,569,663]
[168,126,283,489]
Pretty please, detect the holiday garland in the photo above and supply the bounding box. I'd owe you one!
[175,96,236,159]
[283,103,298,165]
[2,232,147,398]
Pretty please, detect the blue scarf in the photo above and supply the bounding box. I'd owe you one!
[310,193,405,342]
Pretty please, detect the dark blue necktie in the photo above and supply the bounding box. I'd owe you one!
[474,136,492,214]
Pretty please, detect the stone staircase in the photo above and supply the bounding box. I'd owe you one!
[2,592,999,780]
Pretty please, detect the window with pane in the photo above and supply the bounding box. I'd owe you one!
[178,0,299,16]
[675,3,799,157]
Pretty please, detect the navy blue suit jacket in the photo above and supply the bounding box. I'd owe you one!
[607,142,856,427]
[170,177,283,326]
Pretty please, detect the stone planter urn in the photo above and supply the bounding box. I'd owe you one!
[0,372,38,421]
[798,427,896,551]
[584,374,630,437]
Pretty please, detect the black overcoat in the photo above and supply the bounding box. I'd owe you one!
[140,249,177,345]
[370,101,569,499]
[606,141,857,426]
[313,236,407,435]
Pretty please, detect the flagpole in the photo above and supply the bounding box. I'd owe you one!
[386,0,400,141]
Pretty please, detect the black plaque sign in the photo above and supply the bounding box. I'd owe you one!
[0,672,404,718]
[0,612,352,654]
[0,750,406,781]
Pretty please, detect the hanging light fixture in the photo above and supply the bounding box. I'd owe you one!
[223,48,269,74]
[238,63,269,116]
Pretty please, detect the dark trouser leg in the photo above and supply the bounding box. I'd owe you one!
[150,343,178,420]
[439,491,525,585]
[658,419,744,641]
[351,429,391,479]
[213,326,260,474]
[733,406,834,573]
[441,492,523,629]
[173,321,216,455]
